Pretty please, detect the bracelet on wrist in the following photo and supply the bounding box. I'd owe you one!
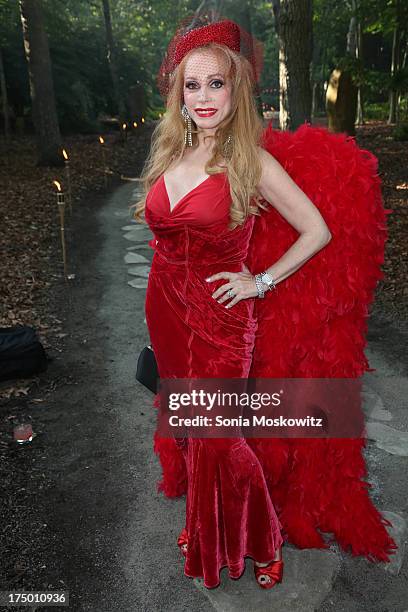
[254,270,277,298]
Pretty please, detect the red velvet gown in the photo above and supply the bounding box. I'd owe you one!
[144,171,285,588]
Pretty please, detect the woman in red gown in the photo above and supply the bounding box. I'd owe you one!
[135,16,328,588]
[134,17,397,590]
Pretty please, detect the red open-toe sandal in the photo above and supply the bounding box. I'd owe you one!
[254,547,284,589]
[177,527,188,558]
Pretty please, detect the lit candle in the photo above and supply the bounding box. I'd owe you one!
[62,149,72,213]
[141,117,145,124]
[133,121,137,129]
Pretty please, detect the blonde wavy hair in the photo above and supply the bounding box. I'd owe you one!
[130,42,268,230]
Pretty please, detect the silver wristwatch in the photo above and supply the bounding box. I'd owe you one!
[254,270,277,298]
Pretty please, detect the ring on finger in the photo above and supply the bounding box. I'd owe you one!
[227,289,235,298]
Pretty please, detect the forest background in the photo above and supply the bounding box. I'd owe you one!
[0,0,407,383]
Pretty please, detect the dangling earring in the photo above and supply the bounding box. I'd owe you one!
[223,134,233,159]
[181,104,193,147]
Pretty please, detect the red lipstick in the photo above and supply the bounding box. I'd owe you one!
[195,108,218,117]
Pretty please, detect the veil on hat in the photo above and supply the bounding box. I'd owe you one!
[157,13,264,98]
[151,14,398,563]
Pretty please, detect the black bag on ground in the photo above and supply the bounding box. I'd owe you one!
[136,344,158,394]
[0,325,48,382]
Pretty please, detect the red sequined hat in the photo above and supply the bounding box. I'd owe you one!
[157,15,264,98]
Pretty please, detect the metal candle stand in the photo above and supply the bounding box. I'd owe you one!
[62,149,72,213]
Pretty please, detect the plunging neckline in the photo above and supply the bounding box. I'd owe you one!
[162,173,212,214]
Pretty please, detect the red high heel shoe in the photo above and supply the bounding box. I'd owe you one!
[177,527,188,558]
[254,547,284,589]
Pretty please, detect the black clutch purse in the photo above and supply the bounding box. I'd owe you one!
[136,344,159,394]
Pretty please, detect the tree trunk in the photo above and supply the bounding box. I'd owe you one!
[356,6,364,125]
[326,3,361,136]
[311,81,320,120]
[275,0,313,131]
[0,47,10,140]
[347,0,364,126]
[101,0,126,123]
[396,38,408,123]
[19,0,63,166]
[234,2,264,116]
[388,9,401,125]
[326,68,358,136]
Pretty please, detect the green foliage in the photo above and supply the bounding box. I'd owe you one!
[0,0,30,113]
[364,101,389,119]
[337,55,365,87]
[392,123,408,141]
[0,0,406,133]
[363,70,390,102]
[145,107,165,120]
[390,67,408,93]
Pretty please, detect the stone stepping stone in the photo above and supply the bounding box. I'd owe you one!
[114,211,130,218]
[366,422,408,456]
[126,245,152,251]
[123,230,151,242]
[363,388,393,422]
[194,548,341,612]
[124,253,150,264]
[379,511,406,575]
[128,265,150,278]
[121,224,147,231]
[128,279,148,289]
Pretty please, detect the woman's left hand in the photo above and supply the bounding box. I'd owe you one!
[205,264,259,308]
